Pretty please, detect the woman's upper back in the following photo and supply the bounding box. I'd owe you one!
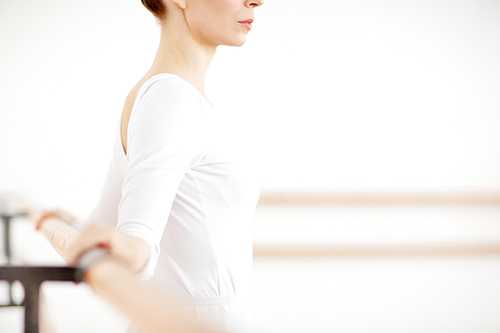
[87,74,260,300]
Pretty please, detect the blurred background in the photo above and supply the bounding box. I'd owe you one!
[1,0,500,332]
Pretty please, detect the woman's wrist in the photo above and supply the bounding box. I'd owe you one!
[85,256,121,290]
[78,248,114,284]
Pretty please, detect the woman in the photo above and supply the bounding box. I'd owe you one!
[35,0,264,331]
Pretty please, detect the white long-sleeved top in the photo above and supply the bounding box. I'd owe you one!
[75,73,260,332]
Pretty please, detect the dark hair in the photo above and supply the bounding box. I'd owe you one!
[141,0,167,20]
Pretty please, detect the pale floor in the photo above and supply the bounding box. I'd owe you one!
[1,206,500,332]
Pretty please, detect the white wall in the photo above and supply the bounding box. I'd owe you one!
[1,2,500,332]
[1,0,500,216]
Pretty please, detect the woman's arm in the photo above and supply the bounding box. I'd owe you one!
[86,259,216,333]
[116,77,207,277]
[64,223,150,272]
[37,216,149,273]
[37,219,214,332]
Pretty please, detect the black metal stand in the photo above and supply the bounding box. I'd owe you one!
[1,213,27,307]
[1,213,31,264]
[0,266,83,333]
[0,212,85,332]
[2,214,13,265]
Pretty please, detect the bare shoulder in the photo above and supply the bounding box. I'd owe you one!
[120,81,144,155]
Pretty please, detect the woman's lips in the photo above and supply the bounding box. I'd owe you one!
[238,19,254,30]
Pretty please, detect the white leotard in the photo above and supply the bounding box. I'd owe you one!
[75,74,260,332]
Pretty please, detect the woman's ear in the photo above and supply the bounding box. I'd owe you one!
[169,0,187,9]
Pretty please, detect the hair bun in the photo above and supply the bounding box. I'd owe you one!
[141,0,166,19]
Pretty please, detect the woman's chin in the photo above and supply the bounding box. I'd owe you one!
[233,40,246,47]
[221,35,248,47]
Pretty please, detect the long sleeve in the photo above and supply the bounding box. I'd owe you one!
[116,77,207,277]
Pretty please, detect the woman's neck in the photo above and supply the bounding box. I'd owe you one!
[146,23,217,97]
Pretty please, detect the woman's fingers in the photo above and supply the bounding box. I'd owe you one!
[38,217,80,261]
[38,221,149,273]
[64,224,114,266]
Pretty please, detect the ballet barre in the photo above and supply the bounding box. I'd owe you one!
[0,265,84,333]
[1,212,29,310]
[1,212,27,266]
[0,210,87,333]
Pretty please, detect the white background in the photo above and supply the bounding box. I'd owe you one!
[1,0,500,332]
[1,0,500,217]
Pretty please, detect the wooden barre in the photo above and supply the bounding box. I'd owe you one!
[253,242,500,258]
[257,191,500,206]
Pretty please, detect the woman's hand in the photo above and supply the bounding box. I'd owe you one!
[37,217,80,262]
[64,224,150,273]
